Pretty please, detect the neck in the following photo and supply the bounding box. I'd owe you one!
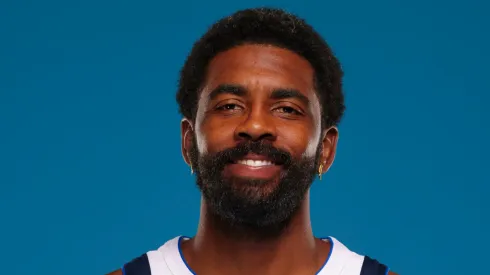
[180,192,330,275]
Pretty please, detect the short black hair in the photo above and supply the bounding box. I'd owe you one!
[176,7,345,128]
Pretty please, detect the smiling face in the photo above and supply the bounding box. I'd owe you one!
[181,44,338,232]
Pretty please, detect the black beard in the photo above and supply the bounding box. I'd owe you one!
[189,137,321,241]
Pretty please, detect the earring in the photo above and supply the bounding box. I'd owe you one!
[190,165,194,175]
[318,164,323,180]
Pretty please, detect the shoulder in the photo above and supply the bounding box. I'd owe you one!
[105,269,122,275]
[360,255,399,275]
[329,237,398,275]
[105,237,180,275]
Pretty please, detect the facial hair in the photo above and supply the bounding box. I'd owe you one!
[189,136,321,240]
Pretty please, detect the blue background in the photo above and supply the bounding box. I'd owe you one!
[1,0,489,274]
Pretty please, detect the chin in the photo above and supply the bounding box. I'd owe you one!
[226,175,282,201]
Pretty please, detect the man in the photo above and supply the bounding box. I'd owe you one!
[108,7,397,275]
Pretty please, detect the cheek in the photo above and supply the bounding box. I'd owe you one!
[303,99,323,158]
[303,124,322,158]
[278,123,321,159]
[195,119,236,155]
[304,136,321,158]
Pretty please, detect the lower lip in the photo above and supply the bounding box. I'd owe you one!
[224,163,282,179]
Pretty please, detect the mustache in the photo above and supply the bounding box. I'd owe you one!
[210,141,292,167]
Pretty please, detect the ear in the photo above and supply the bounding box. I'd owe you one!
[181,118,194,166]
[319,126,339,175]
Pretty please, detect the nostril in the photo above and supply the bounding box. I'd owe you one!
[237,131,275,142]
[238,132,252,139]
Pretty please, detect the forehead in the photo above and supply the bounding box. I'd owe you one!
[202,44,316,98]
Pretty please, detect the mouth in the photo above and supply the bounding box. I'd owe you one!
[225,153,282,179]
[235,159,274,167]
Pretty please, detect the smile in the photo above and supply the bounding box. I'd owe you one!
[225,154,281,179]
[235,159,274,167]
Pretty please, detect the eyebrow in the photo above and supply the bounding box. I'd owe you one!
[270,89,310,106]
[208,84,247,100]
[207,84,310,106]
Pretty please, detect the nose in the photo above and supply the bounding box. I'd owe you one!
[234,108,277,142]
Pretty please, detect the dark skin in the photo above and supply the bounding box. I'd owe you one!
[107,44,397,275]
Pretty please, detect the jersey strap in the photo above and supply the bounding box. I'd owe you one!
[123,253,152,275]
[360,256,389,275]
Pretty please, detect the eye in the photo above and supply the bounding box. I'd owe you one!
[216,103,243,111]
[275,106,302,115]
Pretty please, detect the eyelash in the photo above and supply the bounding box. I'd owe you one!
[275,106,302,115]
[216,104,242,111]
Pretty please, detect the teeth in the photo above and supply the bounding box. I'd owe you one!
[237,159,273,167]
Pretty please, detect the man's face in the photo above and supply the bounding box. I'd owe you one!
[182,44,338,233]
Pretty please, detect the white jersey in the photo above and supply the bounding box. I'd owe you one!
[122,236,390,275]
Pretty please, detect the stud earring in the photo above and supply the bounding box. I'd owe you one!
[318,163,323,180]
